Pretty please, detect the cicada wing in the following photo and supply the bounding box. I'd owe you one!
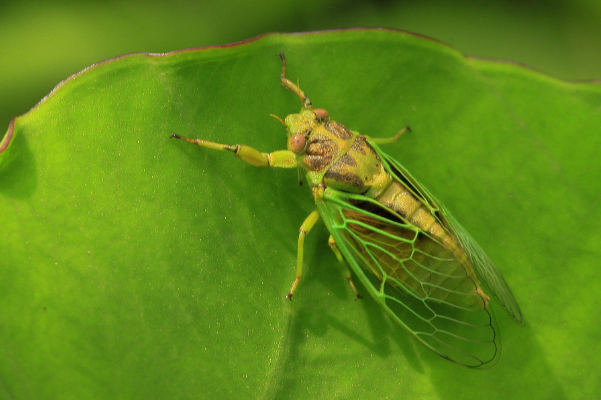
[318,189,501,368]
[443,213,523,323]
[374,146,523,324]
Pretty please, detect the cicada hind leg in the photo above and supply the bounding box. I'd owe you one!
[328,236,363,300]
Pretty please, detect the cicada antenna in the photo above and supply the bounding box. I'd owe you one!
[269,114,286,126]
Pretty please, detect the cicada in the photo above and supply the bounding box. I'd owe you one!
[171,54,522,368]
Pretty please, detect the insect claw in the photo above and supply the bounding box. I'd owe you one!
[355,294,363,300]
[392,126,411,140]
[170,133,181,139]
[285,293,293,301]
[277,53,286,80]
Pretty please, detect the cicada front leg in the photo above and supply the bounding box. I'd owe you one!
[277,53,312,110]
[170,134,297,169]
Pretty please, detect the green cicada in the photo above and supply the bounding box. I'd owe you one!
[171,54,522,368]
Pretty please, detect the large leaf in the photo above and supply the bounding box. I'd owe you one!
[2,29,600,399]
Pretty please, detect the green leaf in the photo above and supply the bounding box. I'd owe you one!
[2,29,600,399]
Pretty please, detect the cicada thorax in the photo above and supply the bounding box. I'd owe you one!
[300,120,393,195]
[297,116,490,310]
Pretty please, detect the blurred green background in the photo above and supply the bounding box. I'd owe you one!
[2,0,601,131]
[2,1,601,398]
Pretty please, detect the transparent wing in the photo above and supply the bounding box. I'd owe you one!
[318,191,501,368]
[376,147,523,324]
[315,139,521,367]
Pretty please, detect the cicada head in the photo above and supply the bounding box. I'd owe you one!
[285,108,330,154]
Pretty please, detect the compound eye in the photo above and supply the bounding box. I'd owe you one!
[288,134,306,154]
[313,108,329,121]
